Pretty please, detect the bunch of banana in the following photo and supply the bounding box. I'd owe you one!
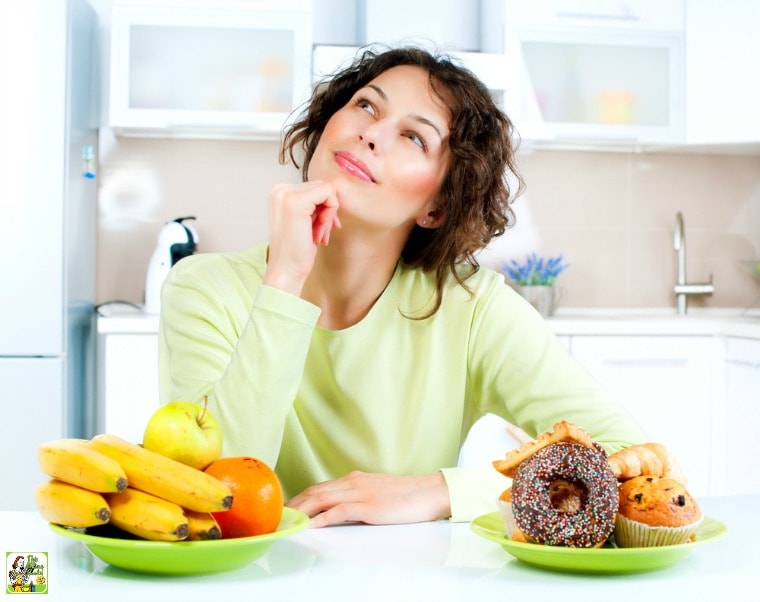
[35,439,128,529]
[35,434,232,541]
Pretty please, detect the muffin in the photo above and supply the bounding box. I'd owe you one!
[496,488,523,541]
[615,475,702,547]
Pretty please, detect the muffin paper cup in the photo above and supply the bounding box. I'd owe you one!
[614,513,703,548]
[496,499,521,540]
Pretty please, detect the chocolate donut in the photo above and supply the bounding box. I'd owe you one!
[511,442,618,547]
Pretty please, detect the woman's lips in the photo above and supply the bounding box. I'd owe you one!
[334,151,375,183]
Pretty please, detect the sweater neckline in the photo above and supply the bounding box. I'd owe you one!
[313,261,405,336]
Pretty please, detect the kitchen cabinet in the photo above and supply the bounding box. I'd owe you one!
[97,318,160,445]
[0,0,98,511]
[480,0,685,149]
[108,0,312,139]
[684,0,760,149]
[717,337,760,495]
[568,335,715,497]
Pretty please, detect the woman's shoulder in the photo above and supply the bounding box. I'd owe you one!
[465,264,508,289]
[459,264,522,307]
[397,260,505,287]
[394,261,519,312]
[452,263,514,297]
[169,244,268,282]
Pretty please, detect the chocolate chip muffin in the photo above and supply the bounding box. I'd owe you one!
[615,475,702,547]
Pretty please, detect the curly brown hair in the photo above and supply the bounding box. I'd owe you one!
[281,45,524,316]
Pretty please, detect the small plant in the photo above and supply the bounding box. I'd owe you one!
[502,252,569,286]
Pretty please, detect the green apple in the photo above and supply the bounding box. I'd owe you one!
[142,396,223,470]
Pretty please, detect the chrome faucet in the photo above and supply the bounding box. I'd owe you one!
[673,211,714,314]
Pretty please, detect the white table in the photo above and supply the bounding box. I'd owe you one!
[3,495,757,601]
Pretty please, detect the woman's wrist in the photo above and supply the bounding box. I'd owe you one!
[262,267,307,297]
[426,471,452,520]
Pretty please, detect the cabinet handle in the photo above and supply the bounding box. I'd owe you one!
[554,134,642,143]
[600,359,689,367]
[726,358,760,368]
[164,123,276,131]
[554,11,640,23]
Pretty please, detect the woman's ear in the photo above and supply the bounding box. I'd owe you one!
[417,208,446,229]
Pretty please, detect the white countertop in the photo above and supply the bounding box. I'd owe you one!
[96,303,159,334]
[97,304,760,339]
[548,307,760,338]
[4,495,757,601]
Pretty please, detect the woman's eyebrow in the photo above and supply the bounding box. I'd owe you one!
[367,83,388,102]
[365,83,445,141]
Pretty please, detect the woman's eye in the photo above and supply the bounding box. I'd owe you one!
[406,131,427,150]
[356,98,375,115]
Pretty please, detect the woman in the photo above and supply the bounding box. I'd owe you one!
[158,46,645,527]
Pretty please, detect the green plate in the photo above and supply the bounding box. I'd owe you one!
[51,507,309,575]
[470,511,727,574]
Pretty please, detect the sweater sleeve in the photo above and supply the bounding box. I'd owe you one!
[442,273,647,521]
[440,467,511,522]
[471,276,647,449]
[158,253,321,467]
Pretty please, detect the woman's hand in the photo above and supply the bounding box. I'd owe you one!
[285,471,451,528]
[263,180,341,296]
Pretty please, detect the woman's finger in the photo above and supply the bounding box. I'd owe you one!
[311,187,340,245]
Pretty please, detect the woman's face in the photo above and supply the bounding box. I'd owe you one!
[309,65,451,232]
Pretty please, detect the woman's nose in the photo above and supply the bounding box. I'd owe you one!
[358,118,390,151]
[357,133,376,151]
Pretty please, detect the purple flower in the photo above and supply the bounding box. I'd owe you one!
[502,253,569,286]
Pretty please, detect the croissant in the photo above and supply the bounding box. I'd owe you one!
[607,443,687,485]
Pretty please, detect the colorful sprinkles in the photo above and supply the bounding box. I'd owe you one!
[512,442,619,548]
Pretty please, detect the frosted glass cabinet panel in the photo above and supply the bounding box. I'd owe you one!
[128,25,295,113]
[109,1,312,139]
[522,39,670,126]
[509,30,683,144]
[481,0,685,147]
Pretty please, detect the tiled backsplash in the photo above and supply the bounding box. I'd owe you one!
[96,134,760,310]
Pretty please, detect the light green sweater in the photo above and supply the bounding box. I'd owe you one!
[158,245,645,521]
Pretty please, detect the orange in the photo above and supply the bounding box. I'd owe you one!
[203,456,284,538]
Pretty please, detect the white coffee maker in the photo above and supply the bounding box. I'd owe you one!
[143,216,198,314]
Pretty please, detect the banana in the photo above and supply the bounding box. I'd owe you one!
[38,438,128,493]
[105,487,189,542]
[184,509,222,540]
[88,434,233,513]
[35,479,111,528]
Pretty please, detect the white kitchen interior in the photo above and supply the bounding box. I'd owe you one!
[2,0,759,511]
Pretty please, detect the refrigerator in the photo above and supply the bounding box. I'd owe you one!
[0,0,98,510]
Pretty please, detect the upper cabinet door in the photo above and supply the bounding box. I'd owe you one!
[481,0,685,150]
[510,29,683,146]
[108,1,312,140]
[685,0,760,149]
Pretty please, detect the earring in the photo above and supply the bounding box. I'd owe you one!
[421,218,428,226]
